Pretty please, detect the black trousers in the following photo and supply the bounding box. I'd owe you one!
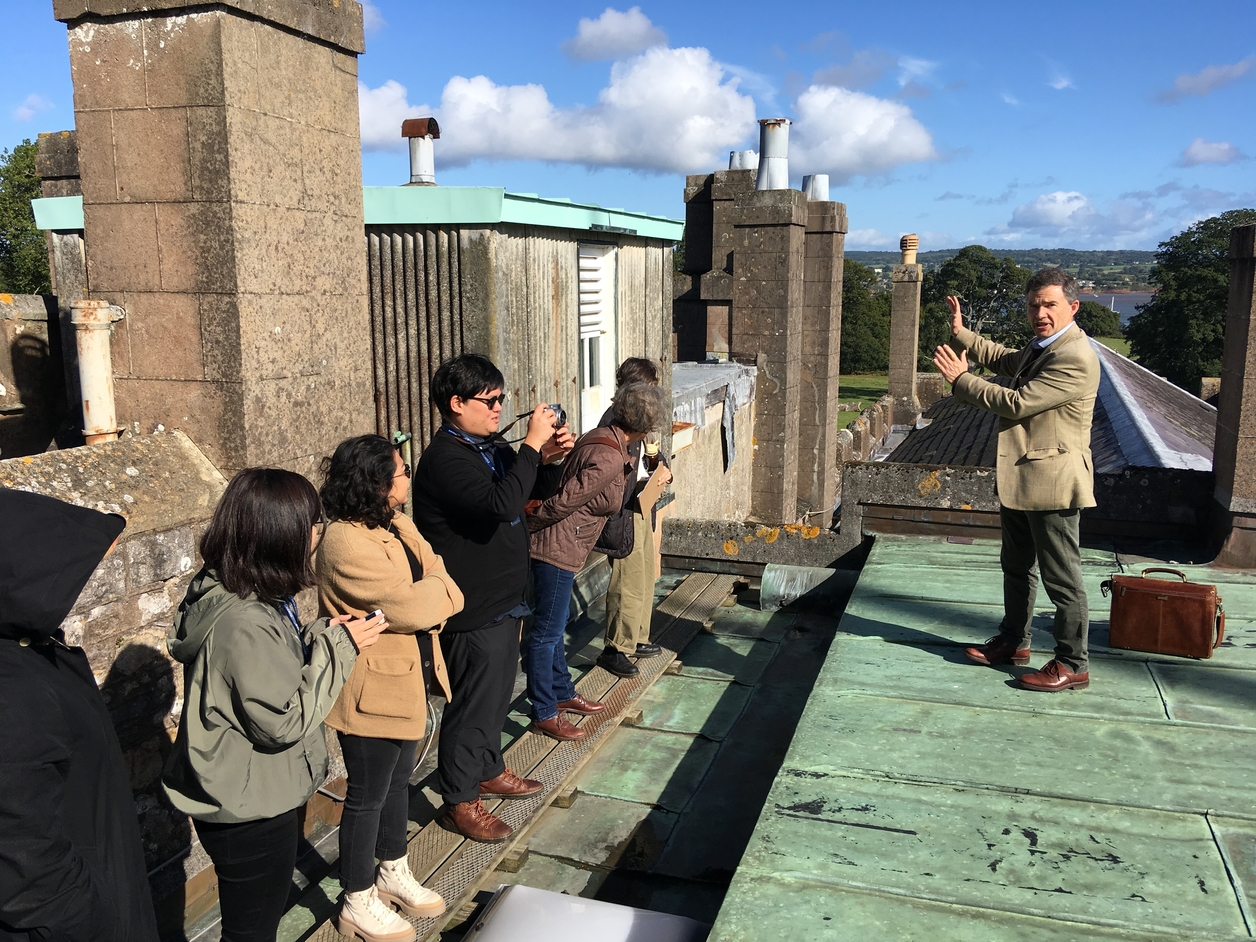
[196,809,298,942]
[337,734,419,892]
[438,619,519,804]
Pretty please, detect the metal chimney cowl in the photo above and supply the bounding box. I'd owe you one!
[801,174,829,201]
[729,149,759,171]
[755,118,790,191]
[402,117,440,186]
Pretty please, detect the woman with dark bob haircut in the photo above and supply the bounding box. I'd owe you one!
[163,469,386,942]
[317,435,464,941]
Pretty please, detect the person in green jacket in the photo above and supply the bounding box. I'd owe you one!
[162,469,387,942]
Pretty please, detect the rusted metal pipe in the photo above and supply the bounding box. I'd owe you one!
[402,117,440,186]
[755,118,791,191]
[70,299,124,444]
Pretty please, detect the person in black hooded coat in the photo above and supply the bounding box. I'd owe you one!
[0,488,160,942]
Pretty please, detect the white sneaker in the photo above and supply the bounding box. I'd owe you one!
[376,857,447,918]
[336,886,416,942]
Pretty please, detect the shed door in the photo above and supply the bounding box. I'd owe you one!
[578,243,618,434]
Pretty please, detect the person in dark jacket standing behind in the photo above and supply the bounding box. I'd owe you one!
[412,354,573,844]
[0,489,158,942]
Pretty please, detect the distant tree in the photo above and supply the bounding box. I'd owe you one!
[917,300,951,371]
[840,259,891,373]
[1125,209,1256,390]
[922,244,1033,347]
[0,140,50,295]
[1075,300,1122,338]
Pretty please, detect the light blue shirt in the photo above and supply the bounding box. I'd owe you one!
[1032,320,1075,350]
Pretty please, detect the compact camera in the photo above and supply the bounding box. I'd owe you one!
[548,404,568,429]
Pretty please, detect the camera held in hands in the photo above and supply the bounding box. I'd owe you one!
[547,404,567,429]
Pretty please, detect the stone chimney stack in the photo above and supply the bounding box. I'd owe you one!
[53,0,374,477]
[1212,223,1256,566]
[888,234,924,427]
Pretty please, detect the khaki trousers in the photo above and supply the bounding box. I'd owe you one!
[605,510,656,654]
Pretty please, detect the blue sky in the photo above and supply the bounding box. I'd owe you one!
[4,0,1254,250]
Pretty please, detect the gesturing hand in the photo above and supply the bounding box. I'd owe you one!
[933,344,969,384]
[945,296,964,336]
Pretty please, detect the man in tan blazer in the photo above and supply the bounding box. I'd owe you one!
[933,268,1100,691]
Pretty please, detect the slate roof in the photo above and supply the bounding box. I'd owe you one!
[887,338,1215,472]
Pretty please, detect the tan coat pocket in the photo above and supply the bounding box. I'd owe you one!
[356,656,418,719]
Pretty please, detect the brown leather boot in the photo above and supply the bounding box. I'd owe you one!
[530,714,586,741]
[965,635,1031,666]
[555,694,605,716]
[480,768,543,799]
[440,799,512,843]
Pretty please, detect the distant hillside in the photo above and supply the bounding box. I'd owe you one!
[845,248,1155,271]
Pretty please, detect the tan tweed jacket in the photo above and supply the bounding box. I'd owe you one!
[951,324,1100,512]
[317,514,460,739]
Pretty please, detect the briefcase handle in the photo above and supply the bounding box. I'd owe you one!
[1140,568,1187,582]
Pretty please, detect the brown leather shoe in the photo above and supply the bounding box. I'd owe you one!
[530,715,586,741]
[965,635,1031,666]
[1018,659,1089,692]
[556,694,605,716]
[480,768,543,799]
[440,799,512,843]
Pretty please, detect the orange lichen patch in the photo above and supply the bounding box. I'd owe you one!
[918,470,942,496]
[782,524,822,539]
[723,539,739,556]
[960,502,972,510]
[764,527,780,544]
[0,294,13,305]
[743,533,755,543]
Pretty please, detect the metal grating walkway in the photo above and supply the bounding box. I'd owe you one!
[301,572,736,942]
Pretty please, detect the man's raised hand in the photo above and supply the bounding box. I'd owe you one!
[933,344,969,384]
[945,295,964,336]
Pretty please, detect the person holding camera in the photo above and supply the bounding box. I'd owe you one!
[596,358,673,679]
[411,354,573,844]
[316,435,465,942]
[525,381,669,740]
[163,469,387,942]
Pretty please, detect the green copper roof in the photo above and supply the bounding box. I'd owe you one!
[31,188,684,241]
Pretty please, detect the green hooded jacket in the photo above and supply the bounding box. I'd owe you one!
[162,568,358,823]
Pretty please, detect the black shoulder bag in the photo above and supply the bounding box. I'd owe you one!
[390,524,435,693]
[593,432,639,560]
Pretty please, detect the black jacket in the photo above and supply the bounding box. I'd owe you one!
[0,489,159,942]
[411,428,560,633]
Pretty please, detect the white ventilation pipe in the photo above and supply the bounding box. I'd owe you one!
[728,149,759,171]
[755,118,791,191]
[402,117,440,186]
[802,174,829,201]
[70,299,125,445]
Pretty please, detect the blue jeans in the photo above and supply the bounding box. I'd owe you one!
[525,561,577,722]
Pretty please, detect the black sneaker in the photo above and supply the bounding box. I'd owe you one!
[597,645,640,678]
[635,641,662,657]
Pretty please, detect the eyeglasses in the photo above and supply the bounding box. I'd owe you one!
[466,393,507,409]
[395,463,412,479]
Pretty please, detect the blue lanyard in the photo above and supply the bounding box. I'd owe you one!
[280,596,312,662]
[445,425,503,479]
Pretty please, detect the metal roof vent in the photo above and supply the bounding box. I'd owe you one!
[728,149,759,171]
[755,118,791,191]
[802,174,829,201]
[402,117,440,186]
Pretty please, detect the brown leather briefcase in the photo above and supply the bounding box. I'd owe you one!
[1101,568,1225,659]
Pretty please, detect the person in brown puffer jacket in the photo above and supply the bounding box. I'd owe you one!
[524,382,668,741]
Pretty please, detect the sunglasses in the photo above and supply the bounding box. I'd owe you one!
[395,463,412,479]
[466,393,507,408]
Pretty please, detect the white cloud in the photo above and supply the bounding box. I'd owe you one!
[897,57,936,87]
[1048,74,1074,90]
[358,80,432,152]
[562,7,666,62]
[996,190,1158,246]
[1009,191,1096,229]
[845,228,895,248]
[1001,92,1020,106]
[1180,137,1245,166]
[362,1,386,34]
[789,85,937,183]
[371,46,753,173]
[1157,57,1256,103]
[13,94,53,122]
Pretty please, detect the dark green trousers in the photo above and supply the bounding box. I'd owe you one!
[999,506,1089,672]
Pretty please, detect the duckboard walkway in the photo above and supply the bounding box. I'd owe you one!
[299,572,737,942]
[708,535,1256,941]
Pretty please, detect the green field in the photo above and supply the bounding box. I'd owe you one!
[839,374,889,412]
[1095,336,1132,357]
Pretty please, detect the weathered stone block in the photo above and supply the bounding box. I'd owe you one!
[156,201,238,293]
[78,551,128,607]
[84,203,161,292]
[66,19,147,111]
[127,526,197,588]
[141,12,227,108]
[200,294,243,383]
[187,106,231,201]
[114,292,204,381]
[72,110,117,203]
[113,107,193,203]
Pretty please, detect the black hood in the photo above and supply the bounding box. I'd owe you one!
[0,488,127,641]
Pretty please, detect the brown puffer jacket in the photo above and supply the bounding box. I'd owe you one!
[527,426,632,572]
